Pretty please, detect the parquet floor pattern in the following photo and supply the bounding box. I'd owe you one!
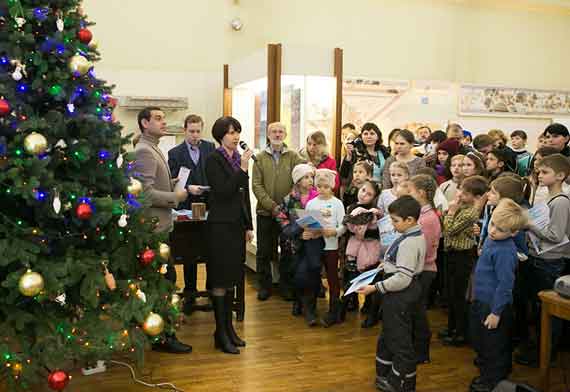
[38,266,568,391]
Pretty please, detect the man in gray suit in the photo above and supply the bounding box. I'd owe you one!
[135,106,192,354]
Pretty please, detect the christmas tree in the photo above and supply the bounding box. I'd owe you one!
[0,1,181,390]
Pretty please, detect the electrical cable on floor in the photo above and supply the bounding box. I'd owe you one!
[109,360,185,392]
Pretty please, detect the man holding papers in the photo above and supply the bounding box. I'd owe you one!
[168,114,215,210]
[135,107,192,354]
[168,114,215,312]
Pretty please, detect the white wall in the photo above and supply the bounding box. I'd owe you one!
[83,0,570,144]
[97,68,222,143]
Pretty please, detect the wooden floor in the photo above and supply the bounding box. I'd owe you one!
[59,266,566,391]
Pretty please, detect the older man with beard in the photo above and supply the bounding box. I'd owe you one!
[252,122,304,301]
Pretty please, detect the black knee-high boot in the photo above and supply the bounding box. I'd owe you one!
[212,295,239,354]
[224,292,246,347]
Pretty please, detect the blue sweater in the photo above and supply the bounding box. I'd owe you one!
[473,237,518,315]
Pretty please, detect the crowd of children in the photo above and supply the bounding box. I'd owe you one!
[272,123,570,392]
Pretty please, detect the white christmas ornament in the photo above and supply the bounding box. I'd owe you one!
[55,139,67,149]
[12,67,23,81]
[116,154,124,168]
[56,18,64,32]
[135,289,147,303]
[55,293,66,305]
[53,194,61,214]
[67,103,75,113]
[118,214,128,227]
[15,18,26,28]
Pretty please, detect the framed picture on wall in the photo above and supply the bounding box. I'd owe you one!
[459,84,570,117]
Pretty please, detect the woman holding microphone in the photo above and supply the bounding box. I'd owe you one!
[206,116,254,354]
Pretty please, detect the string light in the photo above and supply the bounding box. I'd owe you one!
[16,83,28,93]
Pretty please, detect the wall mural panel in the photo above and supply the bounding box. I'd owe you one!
[460,84,570,117]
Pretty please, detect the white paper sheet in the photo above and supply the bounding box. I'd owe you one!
[174,166,191,193]
[344,266,383,296]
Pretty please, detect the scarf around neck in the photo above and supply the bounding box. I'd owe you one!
[217,146,242,172]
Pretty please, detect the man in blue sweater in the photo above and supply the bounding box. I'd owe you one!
[469,199,528,392]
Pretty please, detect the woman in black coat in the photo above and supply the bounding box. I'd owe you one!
[205,116,254,354]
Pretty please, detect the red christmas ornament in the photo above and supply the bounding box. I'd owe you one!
[77,28,93,44]
[47,370,70,391]
[140,249,155,266]
[0,98,10,116]
[108,96,118,108]
[76,203,92,220]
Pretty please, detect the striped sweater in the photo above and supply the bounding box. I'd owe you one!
[443,205,479,250]
[375,225,426,294]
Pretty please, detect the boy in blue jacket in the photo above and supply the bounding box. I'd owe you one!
[469,199,528,392]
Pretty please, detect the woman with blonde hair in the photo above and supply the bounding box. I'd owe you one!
[301,130,340,191]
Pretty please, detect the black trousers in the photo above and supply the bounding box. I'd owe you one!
[376,280,422,388]
[256,214,281,290]
[447,248,475,337]
[413,271,436,360]
[183,263,198,295]
[430,238,446,304]
[470,301,513,385]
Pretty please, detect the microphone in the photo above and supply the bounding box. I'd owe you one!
[239,141,257,162]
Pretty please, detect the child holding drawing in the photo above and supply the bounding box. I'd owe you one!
[305,169,346,327]
[342,180,381,321]
[275,163,319,322]
[358,196,426,392]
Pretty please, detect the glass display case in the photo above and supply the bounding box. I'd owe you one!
[232,75,335,150]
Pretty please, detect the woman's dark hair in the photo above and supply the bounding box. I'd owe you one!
[361,122,384,145]
[488,147,517,173]
[356,122,389,159]
[212,116,242,144]
[394,129,416,145]
[428,130,447,144]
[342,123,356,130]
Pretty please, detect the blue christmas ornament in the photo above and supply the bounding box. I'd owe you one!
[98,150,111,160]
[33,8,49,22]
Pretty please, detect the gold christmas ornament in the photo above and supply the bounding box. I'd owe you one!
[68,54,92,76]
[104,270,116,291]
[142,312,164,336]
[88,38,99,50]
[19,270,45,297]
[11,363,22,376]
[171,294,181,307]
[127,178,143,196]
[24,132,48,155]
[158,243,170,260]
